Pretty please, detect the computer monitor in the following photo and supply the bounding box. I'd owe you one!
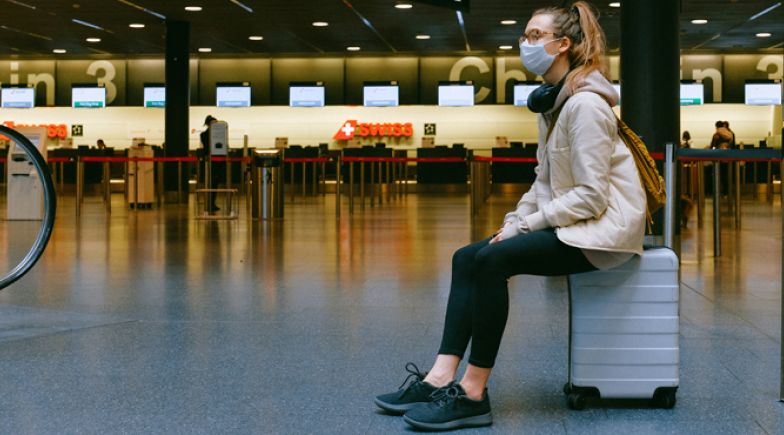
[363,81,399,107]
[72,84,106,108]
[143,83,165,108]
[512,82,541,107]
[1,85,35,108]
[680,82,703,105]
[744,81,782,106]
[216,82,251,107]
[290,82,325,107]
[438,81,474,107]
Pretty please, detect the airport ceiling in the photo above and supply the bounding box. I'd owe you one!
[0,0,782,57]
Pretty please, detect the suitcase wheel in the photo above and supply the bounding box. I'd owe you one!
[567,392,587,410]
[652,387,677,409]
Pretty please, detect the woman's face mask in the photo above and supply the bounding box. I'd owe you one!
[519,38,561,76]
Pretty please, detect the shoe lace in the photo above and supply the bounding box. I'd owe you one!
[429,383,461,408]
[398,362,427,390]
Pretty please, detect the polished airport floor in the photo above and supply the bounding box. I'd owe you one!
[0,187,782,434]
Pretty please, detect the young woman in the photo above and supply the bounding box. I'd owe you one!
[375,1,646,431]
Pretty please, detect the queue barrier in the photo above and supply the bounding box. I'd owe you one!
[75,155,198,217]
[338,156,467,214]
[283,157,331,199]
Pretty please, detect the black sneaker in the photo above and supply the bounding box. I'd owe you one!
[374,363,439,415]
[403,382,492,431]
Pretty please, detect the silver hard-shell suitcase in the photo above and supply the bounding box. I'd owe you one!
[565,247,679,409]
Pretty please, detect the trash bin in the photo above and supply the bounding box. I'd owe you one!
[252,149,283,220]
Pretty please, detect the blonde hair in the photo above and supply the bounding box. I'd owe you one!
[533,1,608,92]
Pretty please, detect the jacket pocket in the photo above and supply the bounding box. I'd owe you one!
[547,146,574,193]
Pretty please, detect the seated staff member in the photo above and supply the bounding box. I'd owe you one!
[374,1,646,431]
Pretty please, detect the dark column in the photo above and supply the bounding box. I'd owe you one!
[620,0,679,241]
[164,20,190,202]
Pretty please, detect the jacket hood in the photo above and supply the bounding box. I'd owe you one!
[548,70,619,114]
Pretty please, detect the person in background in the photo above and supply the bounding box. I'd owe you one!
[681,131,692,148]
[200,115,222,211]
[375,1,646,431]
[723,121,736,149]
[710,121,732,149]
[96,139,106,150]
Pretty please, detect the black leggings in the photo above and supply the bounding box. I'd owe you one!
[437,228,596,368]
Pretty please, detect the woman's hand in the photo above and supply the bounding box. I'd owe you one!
[490,221,515,244]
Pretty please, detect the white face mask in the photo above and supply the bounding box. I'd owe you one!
[519,39,560,76]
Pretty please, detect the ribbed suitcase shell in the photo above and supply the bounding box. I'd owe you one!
[567,247,680,399]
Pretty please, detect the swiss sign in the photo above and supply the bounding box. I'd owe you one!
[334,120,414,140]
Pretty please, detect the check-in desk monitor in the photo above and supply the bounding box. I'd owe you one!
[438,81,474,107]
[364,81,399,107]
[7,127,47,220]
[290,82,325,107]
[72,84,106,108]
[513,82,540,107]
[143,84,166,108]
[1,85,35,108]
[745,81,782,105]
[216,82,251,107]
[680,82,703,105]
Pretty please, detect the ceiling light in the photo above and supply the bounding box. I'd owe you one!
[198,47,212,53]
[86,37,101,43]
[498,45,513,50]
[185,6,202,12]
[609,2,621,7]
[500,20,517,25]
[395,3,413,9]
[312,21,329,27]
[691,19,708,24]
[347,46,361,51]
[756,32,772,37]
[129,23,145,28]
[249,36,264,41]
[53,49,67,54]
[416,34,431,40]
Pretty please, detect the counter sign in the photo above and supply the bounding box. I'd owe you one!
[334,120,414,140]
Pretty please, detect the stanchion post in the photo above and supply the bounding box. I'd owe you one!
[133,159,139,210]
[713,160,721,257]
[76,157,83,218]
[735,161,741,228]
[470,158,476,217]
[103,161,111,214]
[348,159,354,214]
[157,160,164,209]
[697,161,704,227]
[370,161,375,208]
[177,161,183,204]
[335,156,341,219]
[205,157,211,214]
[360,161,365,210]
[301,161,306,197]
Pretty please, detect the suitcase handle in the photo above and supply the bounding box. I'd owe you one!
[663,143,676,250]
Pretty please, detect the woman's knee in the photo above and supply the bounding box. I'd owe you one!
[473,247,508,280]
[452,244,478,269]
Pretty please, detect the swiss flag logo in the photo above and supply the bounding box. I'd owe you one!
[334,120,357,140]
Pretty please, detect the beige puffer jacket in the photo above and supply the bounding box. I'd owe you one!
[504,71,646,262]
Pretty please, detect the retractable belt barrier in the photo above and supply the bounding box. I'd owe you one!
[75,155,199,216]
